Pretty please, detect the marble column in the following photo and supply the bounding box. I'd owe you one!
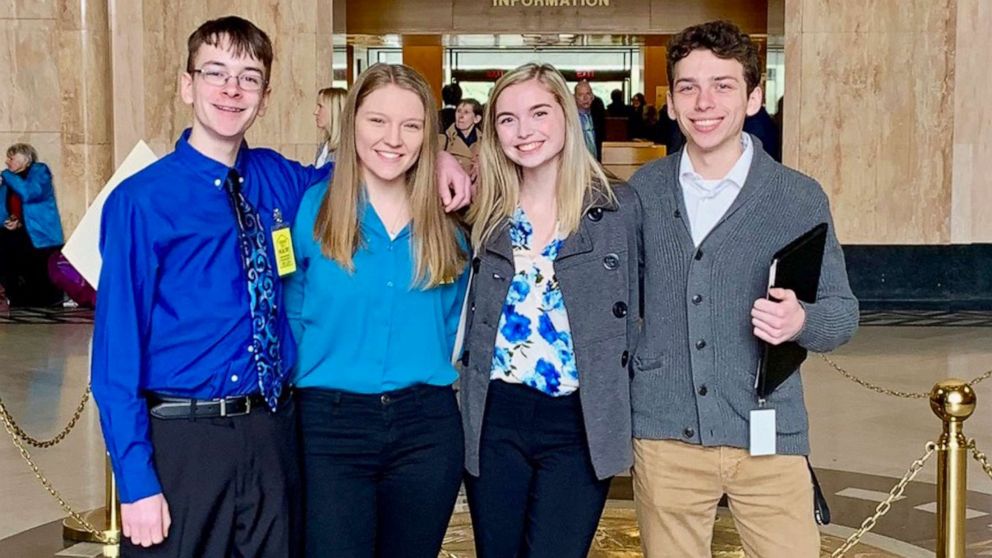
[111,0,334,166]
[1,0,113,236]
[785,0,957,245]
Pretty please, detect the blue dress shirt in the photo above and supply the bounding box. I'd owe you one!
[91,130,330,503]
[285,183,469,394]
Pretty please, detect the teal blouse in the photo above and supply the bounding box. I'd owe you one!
[285,183,469,393]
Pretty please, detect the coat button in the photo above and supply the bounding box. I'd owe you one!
[698,385,708,396]
[472,257,481,272]
[460,350,470,366]
[695,339,707,350]
[613,301,628,318]
[603,253,620,270]
[674,209,681,219]
[691,294,703,304]
[380,394,391,405]
[620,350,629,367]
[587,207,604,222]
[683,427,695,439]
[694,249,704,261]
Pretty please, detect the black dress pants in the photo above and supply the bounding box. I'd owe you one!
[120,398,302,558]
[466,381,612,558]
[298,384,464,558]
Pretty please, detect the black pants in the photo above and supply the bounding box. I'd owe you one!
[0,227,61,306]
[297,384,464,558]
[121,398,302,558]
[466,381,612,558]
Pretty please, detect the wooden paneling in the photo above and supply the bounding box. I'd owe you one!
[602,141,666,180]
[643,39,668,108]
[402,37,444,108]
[348,0,452,34]
[649,0,767,34]
[453,0,650,34]
[347,0,767,35]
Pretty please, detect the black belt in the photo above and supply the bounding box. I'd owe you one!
[147,390,291,420]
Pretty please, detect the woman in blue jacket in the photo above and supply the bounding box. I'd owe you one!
[0,143,64,306]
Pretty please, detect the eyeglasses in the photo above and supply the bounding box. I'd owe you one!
[191,68,267,92]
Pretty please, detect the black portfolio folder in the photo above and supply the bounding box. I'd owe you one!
[755,223,829,399]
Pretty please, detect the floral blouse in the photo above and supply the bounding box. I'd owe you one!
[490,207,578,397]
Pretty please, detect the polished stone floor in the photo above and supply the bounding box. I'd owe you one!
[2,310,992,556]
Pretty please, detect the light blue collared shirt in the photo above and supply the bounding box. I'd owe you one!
[286,182,469,393]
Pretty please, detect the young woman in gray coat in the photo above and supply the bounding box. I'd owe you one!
[460,63,642,558]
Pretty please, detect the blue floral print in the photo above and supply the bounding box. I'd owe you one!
[490,207,578,396]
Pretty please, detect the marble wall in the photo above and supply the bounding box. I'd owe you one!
[949,0,992,243]
[1,0,332,237]
[784,0,992,244]
[1,0,114,237]
[113,0,335,166]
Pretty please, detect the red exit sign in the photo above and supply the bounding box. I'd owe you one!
[575,70,595,79]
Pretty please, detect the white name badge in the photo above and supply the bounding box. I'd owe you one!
[749,408,777,456]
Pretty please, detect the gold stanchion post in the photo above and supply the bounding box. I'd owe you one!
[929,379,976,558]
[63,455,120,555]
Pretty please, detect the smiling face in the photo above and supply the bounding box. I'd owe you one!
[667,48,762,161]
[180,38,270,150]
[354,84,426,189]
[494,78,566,174]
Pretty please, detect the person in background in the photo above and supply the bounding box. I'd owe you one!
[461,63,642,558]
[653,103,685,154]
[287,63,469,558]
[441,97,484,182]
[439,82,463,132]
[628,92,647,139]
[314,86,347,167]
[606,88,629,117]
[0,143,64,307]
[744,104,782,162]
[574,80,605,160]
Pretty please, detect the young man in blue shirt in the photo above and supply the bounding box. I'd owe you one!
[91,16,471,557]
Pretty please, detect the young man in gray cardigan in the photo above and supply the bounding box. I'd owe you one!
[627,21,859,558]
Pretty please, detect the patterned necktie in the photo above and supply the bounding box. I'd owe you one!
[223,169,284,410]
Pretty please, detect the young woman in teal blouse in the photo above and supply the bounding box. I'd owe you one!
[285,63,469,558]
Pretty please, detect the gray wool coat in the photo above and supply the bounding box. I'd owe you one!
[458,183,643,480]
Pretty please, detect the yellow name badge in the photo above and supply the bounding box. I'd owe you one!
[272,227,296,276]
[270,208,296,277]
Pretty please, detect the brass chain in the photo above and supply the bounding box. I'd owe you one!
[830,441,936,558]
[969,439,992,482]
[818,354,992,398]
[0,400,111,543]
[0,384,92,447]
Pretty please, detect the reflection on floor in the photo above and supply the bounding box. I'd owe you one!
[2,310,992,556]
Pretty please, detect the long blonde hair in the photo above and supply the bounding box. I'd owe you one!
[317,87,347,151]
[468,63,613,250]
[313,64,466,288]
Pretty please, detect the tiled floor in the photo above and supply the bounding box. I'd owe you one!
[2,312,992,555]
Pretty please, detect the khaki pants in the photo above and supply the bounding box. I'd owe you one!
[632,439,820,558]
